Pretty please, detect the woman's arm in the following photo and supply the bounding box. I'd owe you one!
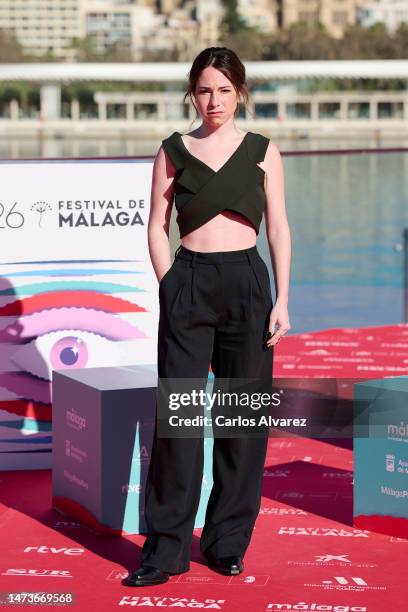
[147,145,176,284]
[263,141,291,305]
[263,141,292,344]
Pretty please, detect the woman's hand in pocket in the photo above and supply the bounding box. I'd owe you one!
[265,300,290,348]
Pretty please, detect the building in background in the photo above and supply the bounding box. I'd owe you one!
[237,0,279,33]
[0,0,224,61]
[142,1,199,60]
[1,0,406,62]
[0,0,86,61]
[279,0,358,38]
[195,0,224,49]
[85,1,158,60]
[357,0,408,32]
[158,0,184,14]
[116,0,224,61]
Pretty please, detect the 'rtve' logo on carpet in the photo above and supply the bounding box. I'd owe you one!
[23,546,84,555]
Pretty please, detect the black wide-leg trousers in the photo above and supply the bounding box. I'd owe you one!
[140,244,274,573]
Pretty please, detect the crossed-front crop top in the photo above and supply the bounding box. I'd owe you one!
[161,130,270,238]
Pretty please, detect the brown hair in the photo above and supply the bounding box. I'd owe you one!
[183,47,253,125]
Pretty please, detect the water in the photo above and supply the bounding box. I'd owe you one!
[1,136,407,334]
[280,151,408,333]
[0,134,407,159]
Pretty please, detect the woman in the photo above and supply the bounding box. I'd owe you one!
[125,46,291,587]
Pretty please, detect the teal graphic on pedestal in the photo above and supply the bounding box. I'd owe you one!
[354,376,408,537]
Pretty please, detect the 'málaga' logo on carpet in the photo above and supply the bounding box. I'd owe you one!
[265,604,367,611]
[118,597,226,608]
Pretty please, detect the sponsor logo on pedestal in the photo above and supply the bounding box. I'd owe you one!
[131,446,150,463]
[65,408,86,432]
[121,483,142,494]
[63,469,88,490]
[385,454,395,472]
[65,439,87,463]
[380,485,408,498]
[387,422,408,443]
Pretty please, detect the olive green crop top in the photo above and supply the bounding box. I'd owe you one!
[161,130,269,238]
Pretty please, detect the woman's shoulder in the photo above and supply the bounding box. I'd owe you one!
[160,131,184,170]
[247,130,270,144]
[246,131,272,161]
[162,131,181,146]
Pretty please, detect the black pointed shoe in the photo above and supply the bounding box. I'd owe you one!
[123,565,170,587]
[206,555,244,576]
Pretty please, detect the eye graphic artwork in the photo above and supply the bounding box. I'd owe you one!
[11,326,148,381]
[51,336,88,369]
[0,261,158,455]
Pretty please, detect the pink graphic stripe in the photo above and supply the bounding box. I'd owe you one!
[0,308,147,342]
[0,291,147,316]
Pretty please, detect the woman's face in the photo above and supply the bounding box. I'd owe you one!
[192,66,239,125]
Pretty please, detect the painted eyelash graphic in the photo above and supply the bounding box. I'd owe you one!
[3,268,139,278]
[0,280,144,297]
[0,371,51,404]
[0,290,147,317]
[0,307,148,343]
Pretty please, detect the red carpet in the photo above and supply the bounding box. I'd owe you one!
[274,322,408,378]
[0,435,406,611]
[1,324,408,610]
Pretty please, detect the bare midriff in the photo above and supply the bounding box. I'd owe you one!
[180,210,257,253]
